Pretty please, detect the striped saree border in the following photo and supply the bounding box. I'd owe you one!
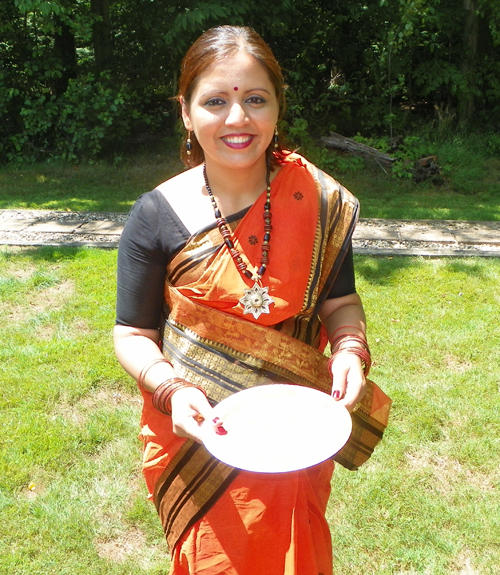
[153,440,240,551]
[164,286,333,395]
[163,288,392,472]
[335,379,392,470]
[279,163,360,345]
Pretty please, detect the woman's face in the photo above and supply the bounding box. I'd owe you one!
[181,50,279,173]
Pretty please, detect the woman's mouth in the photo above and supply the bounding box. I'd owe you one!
[221,134,254,149]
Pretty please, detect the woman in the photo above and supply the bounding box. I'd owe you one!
[114,25,372,575]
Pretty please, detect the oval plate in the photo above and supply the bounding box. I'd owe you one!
[201,384,352,473]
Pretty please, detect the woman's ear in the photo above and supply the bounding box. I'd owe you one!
[180,97,193,131]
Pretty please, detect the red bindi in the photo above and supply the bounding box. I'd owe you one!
[233,86,238,91]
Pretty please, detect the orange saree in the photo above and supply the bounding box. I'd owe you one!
[139,155,364,574]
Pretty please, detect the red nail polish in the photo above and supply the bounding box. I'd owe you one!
[332,390,341,400]
[212,417,220,424]
[215,425,227,436]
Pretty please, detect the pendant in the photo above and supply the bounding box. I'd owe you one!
[239,282,274,320]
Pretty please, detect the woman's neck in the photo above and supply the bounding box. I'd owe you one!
[203,158,269,216]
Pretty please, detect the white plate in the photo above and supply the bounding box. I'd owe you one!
[201,384,352,473]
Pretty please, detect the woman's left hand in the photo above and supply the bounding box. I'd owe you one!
[329,352,366,411]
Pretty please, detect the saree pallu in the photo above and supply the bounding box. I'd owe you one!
[139,155,390,574]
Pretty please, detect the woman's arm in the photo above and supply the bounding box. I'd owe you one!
[113,325,214,442]
[114,192,214,442]
[318,292,368,411]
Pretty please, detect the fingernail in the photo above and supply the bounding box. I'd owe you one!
[212,417,220,424]
[332,390,341,400]
[215,425,227,436]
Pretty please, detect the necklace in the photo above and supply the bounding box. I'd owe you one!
[203,162,275,320]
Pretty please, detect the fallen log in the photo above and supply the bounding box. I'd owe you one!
[321,132,396,171]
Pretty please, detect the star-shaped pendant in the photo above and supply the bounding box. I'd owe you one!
[239,283,274,320]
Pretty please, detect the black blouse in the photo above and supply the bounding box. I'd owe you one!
[116,189,356,329]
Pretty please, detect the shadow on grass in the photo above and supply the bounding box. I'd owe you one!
[354,255,424,286]
[355,254,498,285]
[443,259,494,278]
[1,245,102,263]
[0,152,184,212]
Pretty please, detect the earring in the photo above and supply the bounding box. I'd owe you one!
[273,126,279,149]
[186,131,192,156]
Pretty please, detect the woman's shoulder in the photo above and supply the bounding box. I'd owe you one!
[156,165,202,202]
[155,165,212,235]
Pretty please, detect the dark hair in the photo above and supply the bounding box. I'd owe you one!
[178,26,287,168]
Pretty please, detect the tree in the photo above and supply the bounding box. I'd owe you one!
[91,0,113,73]
[1,0,499,163]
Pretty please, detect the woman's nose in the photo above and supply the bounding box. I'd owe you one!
[226,103,248,126]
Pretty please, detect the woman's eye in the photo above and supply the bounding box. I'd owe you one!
[247,96,265,104]
[206,98,225,106]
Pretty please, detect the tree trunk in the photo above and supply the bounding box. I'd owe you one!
[91,0,113,73]
[53,16,77,96]
[458,0,478,124]
[321,133,395,170]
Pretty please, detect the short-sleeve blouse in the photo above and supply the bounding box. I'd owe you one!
[116,190,356,329]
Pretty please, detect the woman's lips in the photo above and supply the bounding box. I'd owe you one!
[221,134,254,149]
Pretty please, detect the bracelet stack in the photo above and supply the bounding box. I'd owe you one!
[136,358,207,416]
[327,326,372,377]
[152,378,207,416]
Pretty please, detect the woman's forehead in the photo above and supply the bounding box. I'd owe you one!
[194,51,271,89]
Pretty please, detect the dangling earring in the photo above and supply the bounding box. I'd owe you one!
[273,126,279,149]
[186,131,192,156]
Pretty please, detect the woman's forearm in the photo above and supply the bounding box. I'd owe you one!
[113,325,176,393]
[319,293,367,344]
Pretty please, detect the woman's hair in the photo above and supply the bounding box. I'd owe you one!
[177,25,287,168]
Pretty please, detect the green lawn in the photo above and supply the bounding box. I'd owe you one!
[0,157,183,213]
[1,247,499,574]
[1,138,499,221]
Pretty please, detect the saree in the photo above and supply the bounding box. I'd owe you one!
[138,155,389,574]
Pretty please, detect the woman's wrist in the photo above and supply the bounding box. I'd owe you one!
[151,378,207,416]
[328,346,371,377]
[328,331,371,377]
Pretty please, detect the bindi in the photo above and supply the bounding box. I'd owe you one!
[233,86,238,91]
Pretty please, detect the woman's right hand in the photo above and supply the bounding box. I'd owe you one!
[170,386,215,443]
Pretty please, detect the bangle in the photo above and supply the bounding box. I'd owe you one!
[328,346,372,377]
[331,333,369,353]
[151,378,207,416]
[329,324,366,343]
[137,358,172,390]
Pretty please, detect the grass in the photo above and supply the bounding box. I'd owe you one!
[343,161,500,221]
[329,256,500,574]
[0,132,499,220]
[0,155,183,213]
[1,247,499,574]
[0,247,171,574]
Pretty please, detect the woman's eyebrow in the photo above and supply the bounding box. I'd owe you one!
[200,87,272,97]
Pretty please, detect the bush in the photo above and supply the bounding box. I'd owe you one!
[0,72,169,163]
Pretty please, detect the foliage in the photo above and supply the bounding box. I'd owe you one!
[1,0,500,163]
[6,73,136,162]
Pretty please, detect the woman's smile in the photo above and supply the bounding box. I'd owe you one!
[221,134,255,148]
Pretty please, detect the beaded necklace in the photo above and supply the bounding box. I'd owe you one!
[203,162,275,319]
